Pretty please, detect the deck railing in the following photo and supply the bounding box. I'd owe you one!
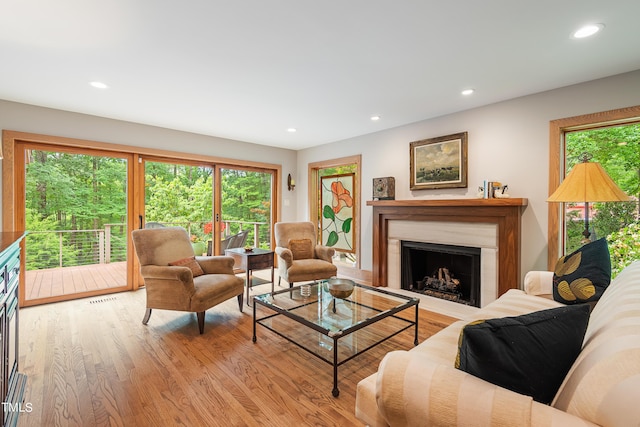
[25,220,269,270]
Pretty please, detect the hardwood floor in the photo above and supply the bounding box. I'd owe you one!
[18,279,456,427]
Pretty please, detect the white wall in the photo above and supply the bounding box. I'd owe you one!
[297,70,640,279]
[0,99,299,225]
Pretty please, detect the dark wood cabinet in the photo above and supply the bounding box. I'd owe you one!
[0,233,26,427]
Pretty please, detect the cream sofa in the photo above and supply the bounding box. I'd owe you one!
[355,261,640,427]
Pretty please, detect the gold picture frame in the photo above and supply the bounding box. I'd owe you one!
[410,132,468,190]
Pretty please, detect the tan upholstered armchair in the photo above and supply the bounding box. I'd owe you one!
[274,221,337,287]
[131,227,244,334]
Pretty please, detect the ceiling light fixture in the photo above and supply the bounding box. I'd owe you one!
[371,115,380,121]
[461,89,474,96]
[572,24,604,39]
[287,128,297,133]
[90,81,109,89]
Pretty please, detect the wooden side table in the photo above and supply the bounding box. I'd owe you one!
[225,247,274,306]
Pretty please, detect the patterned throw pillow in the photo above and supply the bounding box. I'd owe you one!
[289,238,314,260]
[553,238,611,304]
[455,304,590,404]
[169,256,205,277]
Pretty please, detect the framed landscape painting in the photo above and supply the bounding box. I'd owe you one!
[320,173,355,253]
[410,131,468,190]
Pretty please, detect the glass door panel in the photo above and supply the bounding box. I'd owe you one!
[219,167,273,251]
[143,160,214,255]
[24,149,129,303]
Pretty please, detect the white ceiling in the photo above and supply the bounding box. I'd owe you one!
[1,1,640,150]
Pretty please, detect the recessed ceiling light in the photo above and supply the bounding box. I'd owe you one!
[572,24,604,39]
[287,128,297,133]
[90,81,109,89]
[371,115,380,121]
[461,89,474,96]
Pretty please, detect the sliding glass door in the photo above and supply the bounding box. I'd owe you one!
[5,130,280,307]
[219,167,274,251]
[142,160,214,254]
[23,147,130,304]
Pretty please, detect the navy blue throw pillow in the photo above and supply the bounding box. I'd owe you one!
[455,304,590,404]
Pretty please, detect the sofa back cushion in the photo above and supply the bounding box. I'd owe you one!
[552,261,640,425]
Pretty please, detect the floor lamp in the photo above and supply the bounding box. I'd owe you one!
[547,153,630,243]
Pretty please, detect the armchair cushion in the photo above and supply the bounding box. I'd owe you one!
[289,238,314,260]
[456,304,590,404]
[169,256,204,277]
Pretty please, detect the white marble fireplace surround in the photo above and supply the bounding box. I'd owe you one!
[387,220,498,318]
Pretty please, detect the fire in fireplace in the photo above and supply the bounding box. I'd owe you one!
[401,241,481,307]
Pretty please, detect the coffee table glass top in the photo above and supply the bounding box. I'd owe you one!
[254,281,417,336]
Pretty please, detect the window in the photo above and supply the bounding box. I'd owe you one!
[548,107,640,275]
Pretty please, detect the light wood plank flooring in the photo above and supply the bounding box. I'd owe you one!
[18,279,456,427]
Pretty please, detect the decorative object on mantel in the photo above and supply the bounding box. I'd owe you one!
[547,152,630,243]
[410,131,468,190]
[478,181,509,198]
[373,176,395,200]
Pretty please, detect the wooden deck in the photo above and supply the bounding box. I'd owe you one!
[25,262,127,301]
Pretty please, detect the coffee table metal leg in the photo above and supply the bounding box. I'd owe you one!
[332,337,340,397]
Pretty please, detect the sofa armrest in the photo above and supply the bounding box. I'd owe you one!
[523,270,555,297]
[375,351,595,427]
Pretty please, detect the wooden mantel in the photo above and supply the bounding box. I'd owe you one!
[367,198,528,297]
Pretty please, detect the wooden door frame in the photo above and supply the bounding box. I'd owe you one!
[547,105,640,269]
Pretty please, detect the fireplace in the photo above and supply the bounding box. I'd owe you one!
[367,198,527,313]
[401,241,481,307]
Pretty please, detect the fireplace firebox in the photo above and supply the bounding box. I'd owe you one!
[401,241,481,307]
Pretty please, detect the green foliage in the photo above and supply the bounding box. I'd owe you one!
[25,153,273,271]
[565,124,640,260]
[607,222,640,278]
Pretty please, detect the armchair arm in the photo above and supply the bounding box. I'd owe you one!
[139,265,196,309]
[376,351,594,427]
[524,270,554,297]
[275,247,293,267]
[195,255,235,274]
[315,245,335,262]
[141,265,193,283]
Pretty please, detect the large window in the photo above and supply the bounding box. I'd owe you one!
[548,107,640,276]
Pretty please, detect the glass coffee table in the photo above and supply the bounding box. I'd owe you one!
[252,280,419,397]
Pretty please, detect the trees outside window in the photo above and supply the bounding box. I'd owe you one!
[565,123,640,276]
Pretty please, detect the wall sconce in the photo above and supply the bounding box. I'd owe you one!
[287,174,296,191]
